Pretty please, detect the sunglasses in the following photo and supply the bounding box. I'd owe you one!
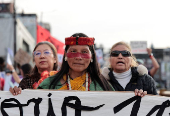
[110,50,131,57]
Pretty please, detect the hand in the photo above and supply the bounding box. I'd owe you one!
[135,89,147,97]
[6,63,14,71]
[9,86,22,96]
[146,48,152,55]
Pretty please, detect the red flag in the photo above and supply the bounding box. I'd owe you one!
[37,25,64,54]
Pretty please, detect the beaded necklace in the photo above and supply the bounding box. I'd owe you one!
[66,72,90,91]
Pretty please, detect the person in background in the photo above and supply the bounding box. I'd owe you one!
[7,63,32,83]
[9,41,58,95]
[137,48,159,78]
[0,77,5,90]
[102,41,157,95]
[0,57,5,72]
[0,57,5,90]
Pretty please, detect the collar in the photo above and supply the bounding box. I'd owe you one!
[113,68,131,79]
[109,67,138,83]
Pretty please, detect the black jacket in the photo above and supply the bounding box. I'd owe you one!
[108,67,158,95]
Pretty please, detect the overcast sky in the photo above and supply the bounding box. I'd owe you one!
[2,0,170,52]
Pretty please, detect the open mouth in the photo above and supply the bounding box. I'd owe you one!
[117,61,125,64]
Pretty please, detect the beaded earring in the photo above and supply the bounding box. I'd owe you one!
[65,57,67,61]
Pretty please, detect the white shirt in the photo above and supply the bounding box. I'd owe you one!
[113,68,132,89]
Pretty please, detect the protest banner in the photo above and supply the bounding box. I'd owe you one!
[130,41,147,54]
[14,48,31,65]
[0,90,170,116]
[95,49,104,66]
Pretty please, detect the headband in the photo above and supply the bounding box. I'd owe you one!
[65,37,95,45]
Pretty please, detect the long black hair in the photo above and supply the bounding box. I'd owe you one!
[49,33,112,90]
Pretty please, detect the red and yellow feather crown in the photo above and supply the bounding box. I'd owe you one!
[65,37,95,45]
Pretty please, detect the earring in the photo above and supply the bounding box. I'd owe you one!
[91,59,93,63]
[65,57,67,61]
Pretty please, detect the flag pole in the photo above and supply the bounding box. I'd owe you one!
[13,0,16,69]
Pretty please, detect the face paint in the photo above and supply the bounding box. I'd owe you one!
[66,52,91,59]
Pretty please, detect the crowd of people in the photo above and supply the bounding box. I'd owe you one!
[0,32,160,98]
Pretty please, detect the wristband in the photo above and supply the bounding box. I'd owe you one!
[149,53,153,59]
[12,69,15,73]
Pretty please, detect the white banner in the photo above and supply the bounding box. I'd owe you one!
[0,90,170,116]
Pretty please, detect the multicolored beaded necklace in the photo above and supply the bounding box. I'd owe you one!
[66,72,90,91]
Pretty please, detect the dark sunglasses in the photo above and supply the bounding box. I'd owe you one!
[110,50,131,57]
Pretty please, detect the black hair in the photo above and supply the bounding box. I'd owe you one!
[21,63,32,77]
[0,57,4,65]
[0,57,5,71]
[49,33,112,90]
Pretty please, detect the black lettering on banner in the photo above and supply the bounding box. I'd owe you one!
[146,100,170,116]
[114,96,141,116]
[61,96,105,116]
[1,97,42,116]
[47,93,56,116]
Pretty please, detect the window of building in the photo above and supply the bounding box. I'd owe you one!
[22,40,29,53]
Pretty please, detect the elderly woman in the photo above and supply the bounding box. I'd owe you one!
[102,41,157,95]
[10,41,58,95]
[38,33,113,91]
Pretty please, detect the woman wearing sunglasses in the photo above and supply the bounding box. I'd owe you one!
[102,41,157,95]
[10,41,58,95]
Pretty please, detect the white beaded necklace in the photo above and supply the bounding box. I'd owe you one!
[67,73,89,91]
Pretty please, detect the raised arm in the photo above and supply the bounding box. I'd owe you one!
[6,63,21,83]
[147,48,160,77]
